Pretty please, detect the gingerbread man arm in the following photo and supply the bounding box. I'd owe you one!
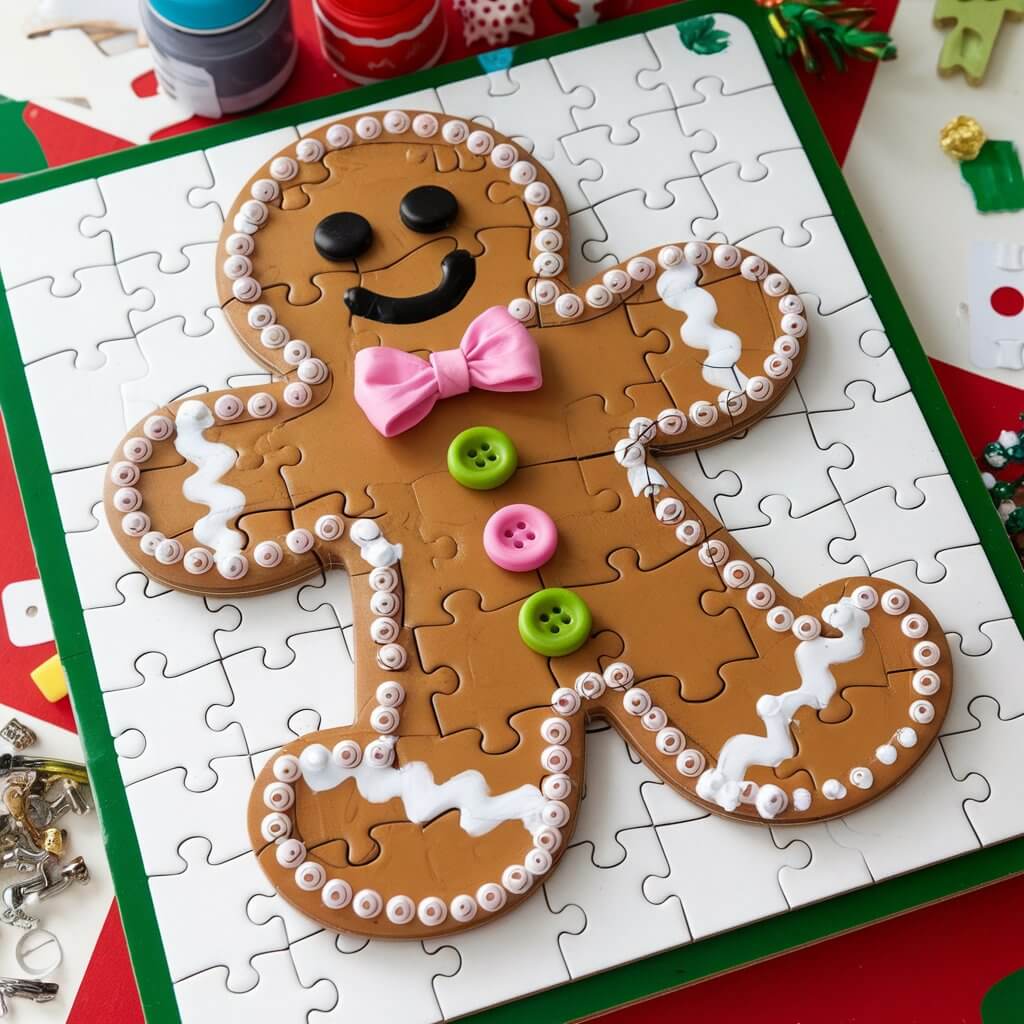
[102,112,951,939]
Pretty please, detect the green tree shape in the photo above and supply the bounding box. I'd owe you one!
[677,14,731,55]
[982,966,1024,1023]
[934,0,1024,84]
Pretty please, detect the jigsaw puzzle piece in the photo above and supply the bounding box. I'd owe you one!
[52,465,106,533]
[82,152,223,270]
[943,697,1024,845]
[26,338,146,472]
[126,755,254,875]
[563,109,714,209]
[0,178,111,294]
[188,127,301,218]
[106,657,247,789]
[661,450,741,524]
[794,294,908,412]
[84,574,239,690]
[681,80,800,181]
[212,629,354,754]
[830,475,979,583]
[944,618,1024,734]
[176,948,336,1021]
[566,207,617,282]
[826,745,988,879]
[700,412,852,529]
[247,886,323,945]
[118,242,219,338]
[437,58,591,160]
[6,264,153,370]
[644,815,809,939]
[149,841,287,989]
[65,521,142,609]
[738,218,869,316]
[731,495,869,590]
[548,825,689,977]
[291,930,458,1024]
[533,136,602,215]
[423,892,584,1019]
[639,15,773,105]
[771,822,871,907]
[694,150,830,246]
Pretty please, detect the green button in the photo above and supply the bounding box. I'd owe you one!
[447,426,517,490]
[518,587,592,657]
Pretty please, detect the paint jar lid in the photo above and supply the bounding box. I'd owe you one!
[147,0,271,32]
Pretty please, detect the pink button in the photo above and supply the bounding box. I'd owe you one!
[483,503,558,572]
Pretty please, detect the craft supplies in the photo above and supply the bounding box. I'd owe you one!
[140,0,297,119]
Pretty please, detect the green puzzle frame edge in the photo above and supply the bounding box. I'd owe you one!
[0,2,1022,1020]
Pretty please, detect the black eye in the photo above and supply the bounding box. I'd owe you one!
[400,186,458,234]
[314,212,373,261]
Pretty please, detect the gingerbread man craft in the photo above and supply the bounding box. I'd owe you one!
[103,111,951,939]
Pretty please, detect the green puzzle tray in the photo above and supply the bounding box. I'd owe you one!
[1,2,1023,1020]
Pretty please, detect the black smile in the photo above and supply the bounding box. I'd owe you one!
[343,250,477,325]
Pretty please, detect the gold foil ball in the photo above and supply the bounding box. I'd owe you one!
[940,115,986,161]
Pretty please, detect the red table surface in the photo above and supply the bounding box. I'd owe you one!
[2,2,1021,1021]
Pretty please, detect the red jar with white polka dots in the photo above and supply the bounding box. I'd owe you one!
[314,0,447,84]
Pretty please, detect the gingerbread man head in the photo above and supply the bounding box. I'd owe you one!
[105,112,951,939]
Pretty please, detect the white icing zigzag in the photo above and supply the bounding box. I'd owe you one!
[174,400,247,567]
[696,597,870,813]
[657,263,750,392]
[298,743,547,838]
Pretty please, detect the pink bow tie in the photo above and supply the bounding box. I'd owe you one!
[353,307,543,437]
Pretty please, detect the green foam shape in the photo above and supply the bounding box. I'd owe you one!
[960,139,1024,213]
[982,967,1024,1023]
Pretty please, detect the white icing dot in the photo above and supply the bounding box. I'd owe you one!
[491,142,517,167]
[121,511,150,537]
[551,687,581,716]
[623,688,652,716]
[764,353,793,379]
[123,437,152,462]
[253,540,283,568]
[913,641,940,667]
[376,681,405,708]
[688,400,718,428]
[314,514,344,541]
[603,268,631,293]
[382,110,410,134]
[284,341,311,366]
[698,538,729,568]
[248,303,275,328]
[261,812,290,842]
[261,324,289,348]
[779,294,804,314]
[541,718,572,746]
[283,382,312,408]
[603,662,634,690]
[325,123,353,149]
[763,273,789,296]
[792,614,821,640]
[450,894,477,922]
[745,376,774,402]
[822,778,847,800]
[442,119,468,144]
[541,775,571,801]
[275,838,305,868]
[232,276,261,302]
[476,882,506,912]
[270,156,298,181]
[217,553,248,580]
[155,538,183,565]
[523,181,550,205]
[113,486,142,513]
[746,582,775,609]
[882,588,909,614]
[144,414,174,441]
[247,392,277,418]
[655,497,685,524]
[377,643,408,671]
[226,232,255,257]
[333,740,362,768]
[675,748,705,776]
[718,389,747,416]
[642,706,668,732]
[183,548,212,574]
[876,743,898,764]
[656,408,686,435]
[295,861,326,891]
[534,826,562,853]
[740,254,768,280]
[508,297,535,321]
[755,783,788,819]
[286,528,314,554]
[792,787,812,811]
[852,585,878,609]
[353,888,383,918]
[767,606,794,632]
[369,566,399,592]
[540,744,572,773]
[386,895,415,924]
[658,245,684,268]
[675,519,704,546]
[297,357,329,385]
[233,213,258,235]
[850,766,874,789]
[574,671,605,700]
[355,116,381,140]
[613,437,645,468]
[533,251,564,277]
[501,866,531,894]
[655,726,684,755]
[370,590,400,616]
[541,799,570,826]
[214,394,243,421]
[896,727,918,748]
[712,244,740,269]
[240,199,268,226]
[532,206,560,229]
[467,129,493,155]
[524,847,553,876]
[912,669,941,696]
[531,279,558,305]
[554,293,582,318]
[781,313,807,337]
[774,335,800,358]
[264,781,294,811]
[510,160,537,184]
[628,416,656,443]
[412,113,438,138]
[901,613,929,638]
[321,878,352,908]
[140,531,164,557]
[684,241,710,265]
[627,256,656,281]
[723,560,755,589]
[584,284,612,308]
[535,228,563,252]
[370,617,400,644]
[909,699,935,724]
[296,137,325,163]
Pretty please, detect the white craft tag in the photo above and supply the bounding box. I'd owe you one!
[967,240,1024,371]
[1,578,54,647]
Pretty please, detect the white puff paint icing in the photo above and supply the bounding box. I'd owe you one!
[656,264,750,392]
[626,463,667,498]
[696,598,870,814]
[174,401,247,568]
[350,519,404,568]
[298,743,547,837]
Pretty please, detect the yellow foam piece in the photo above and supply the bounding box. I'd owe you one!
[31,654,68,703]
